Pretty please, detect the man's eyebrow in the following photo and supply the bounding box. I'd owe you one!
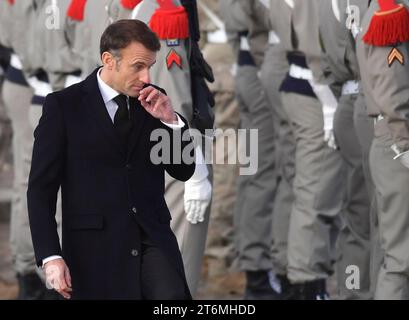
[131,60,156,67]
[131,61,146,67]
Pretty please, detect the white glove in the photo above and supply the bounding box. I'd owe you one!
[308,79,338,149]
[323,103,337,149]
[184,145,212,224]
[324,129,337,150]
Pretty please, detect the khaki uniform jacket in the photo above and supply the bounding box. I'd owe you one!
[357,0,409,153]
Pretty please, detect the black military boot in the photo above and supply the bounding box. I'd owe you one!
[17,272,46,300]
[244,270,281,300]
[291,279,329,300]
[276,274,297,300]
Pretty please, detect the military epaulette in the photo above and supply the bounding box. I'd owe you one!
[149,0,189,40]
[120,0,142,10]
[67,0,87,21]
[363,0,409,46]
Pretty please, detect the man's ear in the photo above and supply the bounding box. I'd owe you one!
[101,52,115,70]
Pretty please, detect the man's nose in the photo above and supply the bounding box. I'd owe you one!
[139,68,150,84]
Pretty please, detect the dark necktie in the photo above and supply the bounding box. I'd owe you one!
[113,94,132,144]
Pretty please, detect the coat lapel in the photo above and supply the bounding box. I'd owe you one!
[82,69,126,156]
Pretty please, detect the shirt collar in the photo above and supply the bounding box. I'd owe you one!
[97,67,120,104]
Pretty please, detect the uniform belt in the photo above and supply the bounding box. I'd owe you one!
[31,95,46,106]
[207,29,228,44]
[268,31,280,45]
[5,65,28,86]
[289,64,313,80]
[240,36,250,51]
[10,54,23,70]
[341,80,359,95]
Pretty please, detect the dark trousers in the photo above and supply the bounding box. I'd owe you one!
[140,228,191,300]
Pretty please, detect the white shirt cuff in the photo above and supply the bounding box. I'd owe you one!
[42,255,62,268]
[161,113,185,130]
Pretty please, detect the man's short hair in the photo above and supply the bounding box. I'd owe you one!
[100,19,161,58]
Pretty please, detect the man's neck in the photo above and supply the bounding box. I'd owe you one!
[100,67,115,90]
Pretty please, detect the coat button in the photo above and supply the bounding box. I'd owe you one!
[126,164,132,170]
[132,207,137,214]
[131,249,138,257]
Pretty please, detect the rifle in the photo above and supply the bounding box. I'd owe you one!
[180,0,215,135]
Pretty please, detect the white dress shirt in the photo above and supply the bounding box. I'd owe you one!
[42,69,185,267]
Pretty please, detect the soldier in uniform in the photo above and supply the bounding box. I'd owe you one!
[318,0,372,299]
[221,0,283,299]
[132,0,213,296]
[339,0,383,297]
[0,0,46,299]
[197,0,242,294]
[357,0,409,300]
[269,0,345,299]
[257,0,295,295]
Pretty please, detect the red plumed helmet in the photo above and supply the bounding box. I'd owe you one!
[67,0,87,21]
[121,0,143,10]
[363,0,409,46]
[149,0,189,40]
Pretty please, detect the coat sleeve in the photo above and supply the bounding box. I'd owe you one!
[160,112,196,182]
[27,93,66,266]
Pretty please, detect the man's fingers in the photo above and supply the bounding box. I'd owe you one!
[58,275,69,291]
[59,289,71,300]
[185,201,197,224]
[185,201,192,221]
[58,282,72,299]
[139,85,154,98]
[191,201,200,224]
[145,89,160,103]
[65,267,72,288]
[197,202,206,223]
[44,259,72,299]
[139,99,152,112]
